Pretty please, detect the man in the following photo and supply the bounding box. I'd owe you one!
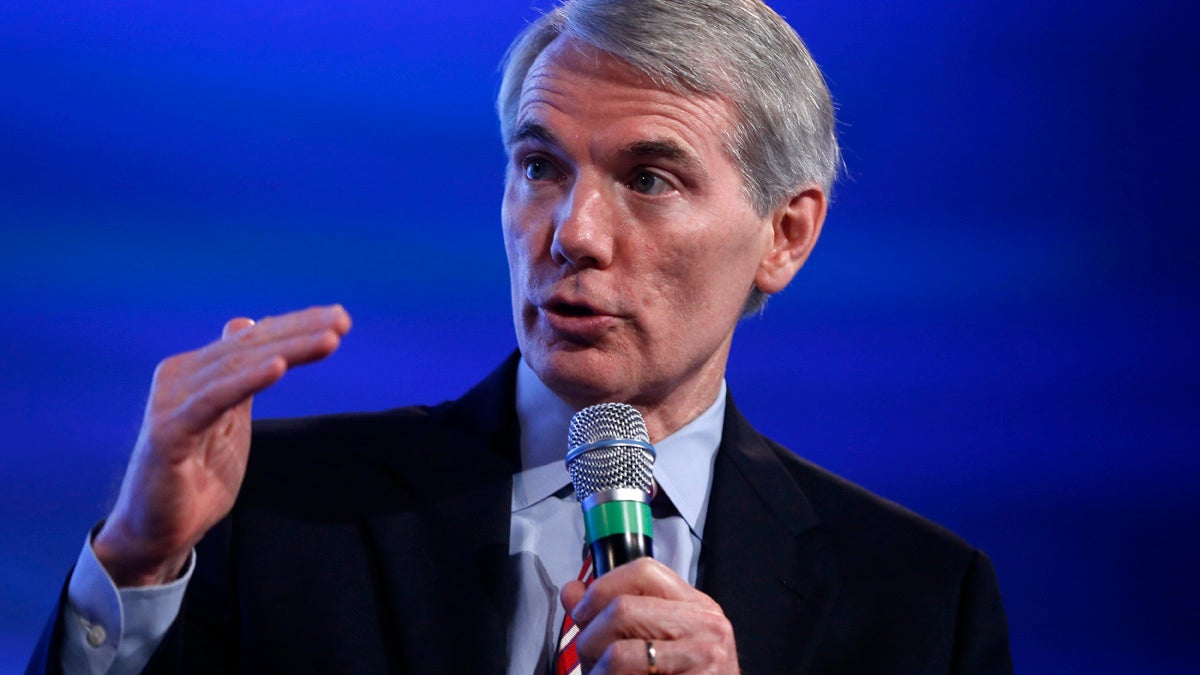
[31,1,1013,673]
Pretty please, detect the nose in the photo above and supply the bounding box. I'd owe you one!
[550,179,614,269]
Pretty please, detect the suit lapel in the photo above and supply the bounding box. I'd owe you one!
[699,396,840,673]
[364,355,522,673]
[356,361,839,673]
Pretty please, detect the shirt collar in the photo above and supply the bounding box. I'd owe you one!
[511,357,726,538]
[648,383,725,539]
[511,358,576,511]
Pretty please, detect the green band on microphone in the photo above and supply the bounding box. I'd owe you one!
[584,500,653,543]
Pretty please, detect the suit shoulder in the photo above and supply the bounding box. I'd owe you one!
[764,437,978,570]
[238,403,451,517]
[251,404,443,458]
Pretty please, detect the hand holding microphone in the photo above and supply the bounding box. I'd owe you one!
[562,403,740,674]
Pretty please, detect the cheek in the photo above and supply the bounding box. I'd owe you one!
[501,202,556,309]
[658,227,763,319]
[629,246,722,339]
[501,232,531,310]
[501,188,533,271]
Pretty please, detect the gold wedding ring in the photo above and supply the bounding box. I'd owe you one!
[646,640,658,674]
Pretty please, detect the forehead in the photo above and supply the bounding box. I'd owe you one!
[512,36,736,157]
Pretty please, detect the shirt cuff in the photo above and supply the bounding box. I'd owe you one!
[61,529,193,675]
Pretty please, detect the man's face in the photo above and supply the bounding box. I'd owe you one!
[502,37,785,436]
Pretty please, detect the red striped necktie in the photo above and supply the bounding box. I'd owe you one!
[553,552,595,675]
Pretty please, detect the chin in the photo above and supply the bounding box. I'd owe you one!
[527,346,628,408]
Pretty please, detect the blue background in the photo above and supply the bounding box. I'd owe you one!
[2,1,1197,671]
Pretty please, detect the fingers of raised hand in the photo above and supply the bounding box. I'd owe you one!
[175,354,287,432]
[147,305,351,435]
[217,304,351,355]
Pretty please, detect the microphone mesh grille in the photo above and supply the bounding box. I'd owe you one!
[566,403,655,501]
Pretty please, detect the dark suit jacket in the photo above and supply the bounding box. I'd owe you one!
[31,354,1012,673]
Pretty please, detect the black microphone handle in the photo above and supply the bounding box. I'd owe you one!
[591,532,653,577]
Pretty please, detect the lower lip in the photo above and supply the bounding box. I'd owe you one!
[541,307,617,341]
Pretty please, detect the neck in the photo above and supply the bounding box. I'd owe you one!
[631,364,725,442]
[549,348,730,443]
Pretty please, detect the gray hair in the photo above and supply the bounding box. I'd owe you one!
[497,0,839,314]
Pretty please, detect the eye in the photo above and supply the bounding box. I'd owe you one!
[522,156,563,182]
[629,170,674,196]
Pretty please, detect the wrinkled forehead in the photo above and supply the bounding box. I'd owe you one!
[509,36,738,152]
[523,36,684,97]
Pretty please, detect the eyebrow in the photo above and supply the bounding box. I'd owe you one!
[509,122,559,148]
[509,122,711,183]
[621,139,707,179]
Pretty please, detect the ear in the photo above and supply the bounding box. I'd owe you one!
[755,186,827,295]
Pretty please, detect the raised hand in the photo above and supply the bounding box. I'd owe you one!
[561,557,739,674]
[92,304,352,587]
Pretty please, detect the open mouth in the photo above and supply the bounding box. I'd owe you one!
[552,302,597,317]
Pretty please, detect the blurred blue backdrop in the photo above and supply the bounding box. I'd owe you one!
[2,0,1197,671]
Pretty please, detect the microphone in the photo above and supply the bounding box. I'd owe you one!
[565,402,657,577]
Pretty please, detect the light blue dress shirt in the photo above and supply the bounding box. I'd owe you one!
[507,359,725,674]
[62,358,726,675]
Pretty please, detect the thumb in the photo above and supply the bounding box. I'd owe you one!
[222,317,255,339]
[560,580,588,619]
[221,317,259,415]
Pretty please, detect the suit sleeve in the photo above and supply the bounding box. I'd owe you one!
[26,579,69,675]
[951,550,1014,674]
